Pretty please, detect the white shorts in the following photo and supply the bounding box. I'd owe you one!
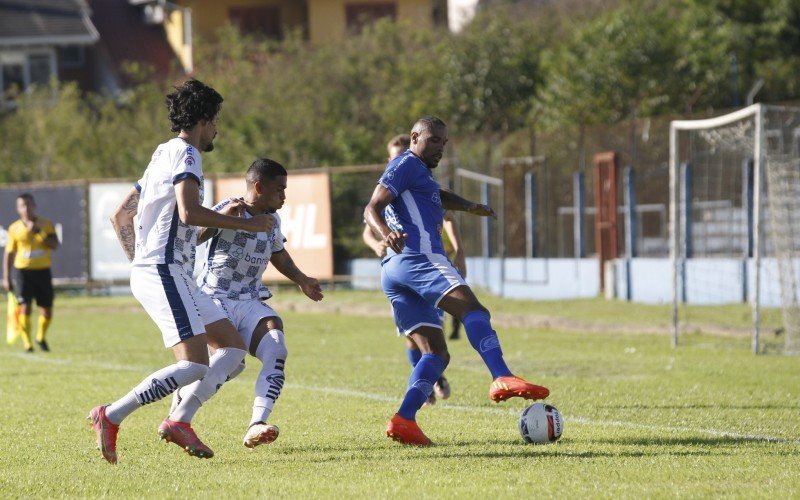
[131,263,227,347]
[212,297,279,348]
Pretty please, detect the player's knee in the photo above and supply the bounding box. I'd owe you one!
[176,360,209,384]
[436,350,451,367]
[227,360,246,381]
[256,328,288,362]
[462,306,491,323]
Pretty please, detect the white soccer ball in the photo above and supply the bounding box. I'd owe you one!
[519,402,563,444]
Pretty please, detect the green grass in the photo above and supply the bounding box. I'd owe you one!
[1,292,798,498]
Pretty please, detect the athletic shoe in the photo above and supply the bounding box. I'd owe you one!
[433,376,451,400]
[24,346,33,353]
[88,405,119,464]
[243,422,280,448]
[489,375,550,402]
[37,340,49,352]
[424,393,436,406]
[385,414,432,446]
[157,420,214,458]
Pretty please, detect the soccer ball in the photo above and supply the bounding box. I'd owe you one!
[519,403,563,444]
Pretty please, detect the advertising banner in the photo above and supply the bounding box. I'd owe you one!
[89,180,214,281]
[214,171,333,281]
[0,185,87,282]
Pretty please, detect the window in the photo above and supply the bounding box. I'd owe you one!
[58,46,85,69]
[0,51,55,107]
[229,6,282,39]
[29,54,53,86]
[345,3,396,35]
[2,63,24,96]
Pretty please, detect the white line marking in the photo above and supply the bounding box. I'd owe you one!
[4,352,796,444]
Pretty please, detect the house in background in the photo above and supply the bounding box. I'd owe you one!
[1,0,475,102]
[130,0,452,53]
[0,0,99,106]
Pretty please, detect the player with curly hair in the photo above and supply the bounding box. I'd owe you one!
[88,79,275,464]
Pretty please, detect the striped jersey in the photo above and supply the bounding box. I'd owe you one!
[197,198,285,300]
[379,150,445,257]
[132,137,204,272]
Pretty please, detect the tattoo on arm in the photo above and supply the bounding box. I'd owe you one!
[123,192,140,214]
[118,223,136,262]
[112,190,140,263]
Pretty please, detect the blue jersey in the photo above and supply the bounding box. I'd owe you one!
[379,150,445,256]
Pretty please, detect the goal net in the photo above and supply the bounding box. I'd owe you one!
[670,104,800,354]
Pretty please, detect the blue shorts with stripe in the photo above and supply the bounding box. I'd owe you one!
[381,252,466,336]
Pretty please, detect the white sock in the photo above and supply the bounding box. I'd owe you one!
[170,347,247,423]
[105,361,208,425]
[250,329,287,425]
[168,359,245,417]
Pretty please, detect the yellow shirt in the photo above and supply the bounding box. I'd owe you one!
[6,218,56,270]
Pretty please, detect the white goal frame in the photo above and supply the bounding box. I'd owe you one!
[669,104,767,353]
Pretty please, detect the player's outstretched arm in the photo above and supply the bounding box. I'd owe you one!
[174,180,274,233]
[196,198,245,244]
[364,184,406,254]
[110,186,140,262]
[270,250,323,302]
[440,189,497,219]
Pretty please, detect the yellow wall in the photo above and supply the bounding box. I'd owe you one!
[164,9,191,72]
[171,0,433,44]
[307,0,433,43]
[177,0,307,40]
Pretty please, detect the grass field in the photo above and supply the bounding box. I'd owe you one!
[1,290,798,497]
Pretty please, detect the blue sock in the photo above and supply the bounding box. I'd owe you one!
[462,310,513,379]
[397,353,446,420]
[406,347,422,367]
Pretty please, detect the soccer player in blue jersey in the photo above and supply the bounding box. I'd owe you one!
[363,133,463,406]
[364,116,550,445]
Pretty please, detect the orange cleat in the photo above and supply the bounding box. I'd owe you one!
[88,405,119,464]
[243,422,280,449]
[157,420,214,458]
[385,414,432,446]
[489,375,549,402]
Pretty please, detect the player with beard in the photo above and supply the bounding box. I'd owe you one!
[364,116,550,446]
[88,80,274,464]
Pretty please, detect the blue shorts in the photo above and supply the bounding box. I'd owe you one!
[381,252,466,335]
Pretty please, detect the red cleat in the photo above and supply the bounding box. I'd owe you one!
[489,375,549,402]
[157,420,214,458]
[385,414,432,446]
[88,405,119,464]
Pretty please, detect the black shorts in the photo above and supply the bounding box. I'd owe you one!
[12,267,54,308]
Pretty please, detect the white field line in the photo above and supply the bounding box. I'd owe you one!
[4,352,797,445]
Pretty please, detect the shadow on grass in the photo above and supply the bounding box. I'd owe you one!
[589,435,798,447]
[595,403,800,410]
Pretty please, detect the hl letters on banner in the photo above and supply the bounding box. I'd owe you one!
[214,172,333,281]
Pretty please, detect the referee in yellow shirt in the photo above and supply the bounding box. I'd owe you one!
[3,193,59,352]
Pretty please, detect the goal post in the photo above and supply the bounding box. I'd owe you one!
[670,104,800,355]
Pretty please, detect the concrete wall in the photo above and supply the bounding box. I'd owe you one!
[349,257,600,299]
[350,256,797,307]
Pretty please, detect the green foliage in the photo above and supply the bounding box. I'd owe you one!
[3,2,800,260]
